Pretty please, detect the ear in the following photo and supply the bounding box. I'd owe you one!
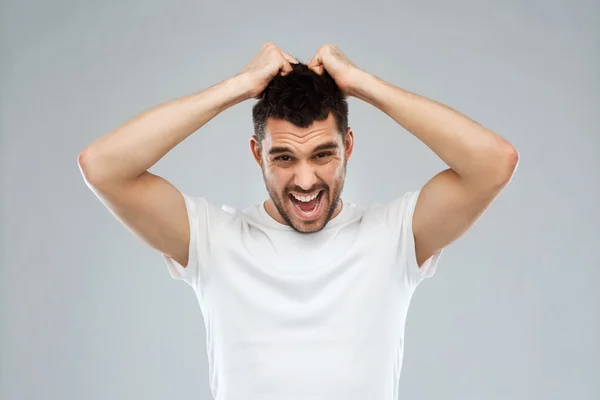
[250,135,262,167]
[344,127,354,161]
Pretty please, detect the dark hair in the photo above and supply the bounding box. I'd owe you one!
[252,62,349,145]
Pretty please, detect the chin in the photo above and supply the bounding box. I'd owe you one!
[291,218,327,234]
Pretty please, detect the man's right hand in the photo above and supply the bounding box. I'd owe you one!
[79,42,297,270]
[239,42,298,98]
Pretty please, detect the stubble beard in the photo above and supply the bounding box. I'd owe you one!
[263,162,347,234]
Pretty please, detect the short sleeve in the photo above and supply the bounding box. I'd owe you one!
[384,189,443,287]
[162,192,235,294]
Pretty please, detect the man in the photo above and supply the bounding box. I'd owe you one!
[78,43,518,399]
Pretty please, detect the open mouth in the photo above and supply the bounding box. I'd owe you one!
[289,190,325,220]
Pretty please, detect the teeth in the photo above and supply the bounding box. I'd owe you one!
[291,191,321,203]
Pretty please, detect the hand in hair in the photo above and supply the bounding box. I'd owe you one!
[239,42,299,98]
[307,44,361,96]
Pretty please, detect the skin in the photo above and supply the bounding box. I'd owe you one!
[306,44,519,266]
[250,113,354,233]
[78,43,299,268]
[78,41,518,271]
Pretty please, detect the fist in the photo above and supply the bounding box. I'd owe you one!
[239,42,298,98]
[307,44,360,96]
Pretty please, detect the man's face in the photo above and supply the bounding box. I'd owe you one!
[251,113,354,234]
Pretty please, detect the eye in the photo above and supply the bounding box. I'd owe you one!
[274,155,293,162]
[314,152,333,159]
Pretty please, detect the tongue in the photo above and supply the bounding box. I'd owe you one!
[296,199,317,212]
[297,197,318,212]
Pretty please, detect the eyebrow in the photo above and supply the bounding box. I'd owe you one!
[268,141,340,156]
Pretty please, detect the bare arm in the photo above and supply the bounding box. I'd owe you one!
[79,79,250,186]
[78,42,298,267]
[351,71,519,266]
[307,44,519,267]
[78,78,251,267]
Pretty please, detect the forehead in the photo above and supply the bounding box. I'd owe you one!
[263,113,340,152]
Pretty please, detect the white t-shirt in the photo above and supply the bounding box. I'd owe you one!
[163,189,442,400]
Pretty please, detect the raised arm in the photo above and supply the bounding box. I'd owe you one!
[352,73,518,266]
[308,44,519,267]
[78,42,298,267]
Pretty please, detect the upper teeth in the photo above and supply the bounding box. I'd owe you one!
[292,191,320,202]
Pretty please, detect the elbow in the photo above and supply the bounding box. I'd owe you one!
[77,147,105,187]
[77,148,91,180]
[501,143,520,178]
[489,143,520,187]
[77,148,90,172]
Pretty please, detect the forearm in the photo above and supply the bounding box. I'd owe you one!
[350,71,517,184]
[79,75,251,186]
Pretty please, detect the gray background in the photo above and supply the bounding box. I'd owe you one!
[1,0,598,399]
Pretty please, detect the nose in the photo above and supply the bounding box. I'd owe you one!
[294,162,318,191]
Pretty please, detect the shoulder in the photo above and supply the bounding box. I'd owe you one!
[179,193,241,231]
[363,190,422,229]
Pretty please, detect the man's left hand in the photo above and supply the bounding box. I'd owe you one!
[307,44,362,96]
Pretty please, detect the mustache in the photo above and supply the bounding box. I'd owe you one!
[287,186,327,195]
